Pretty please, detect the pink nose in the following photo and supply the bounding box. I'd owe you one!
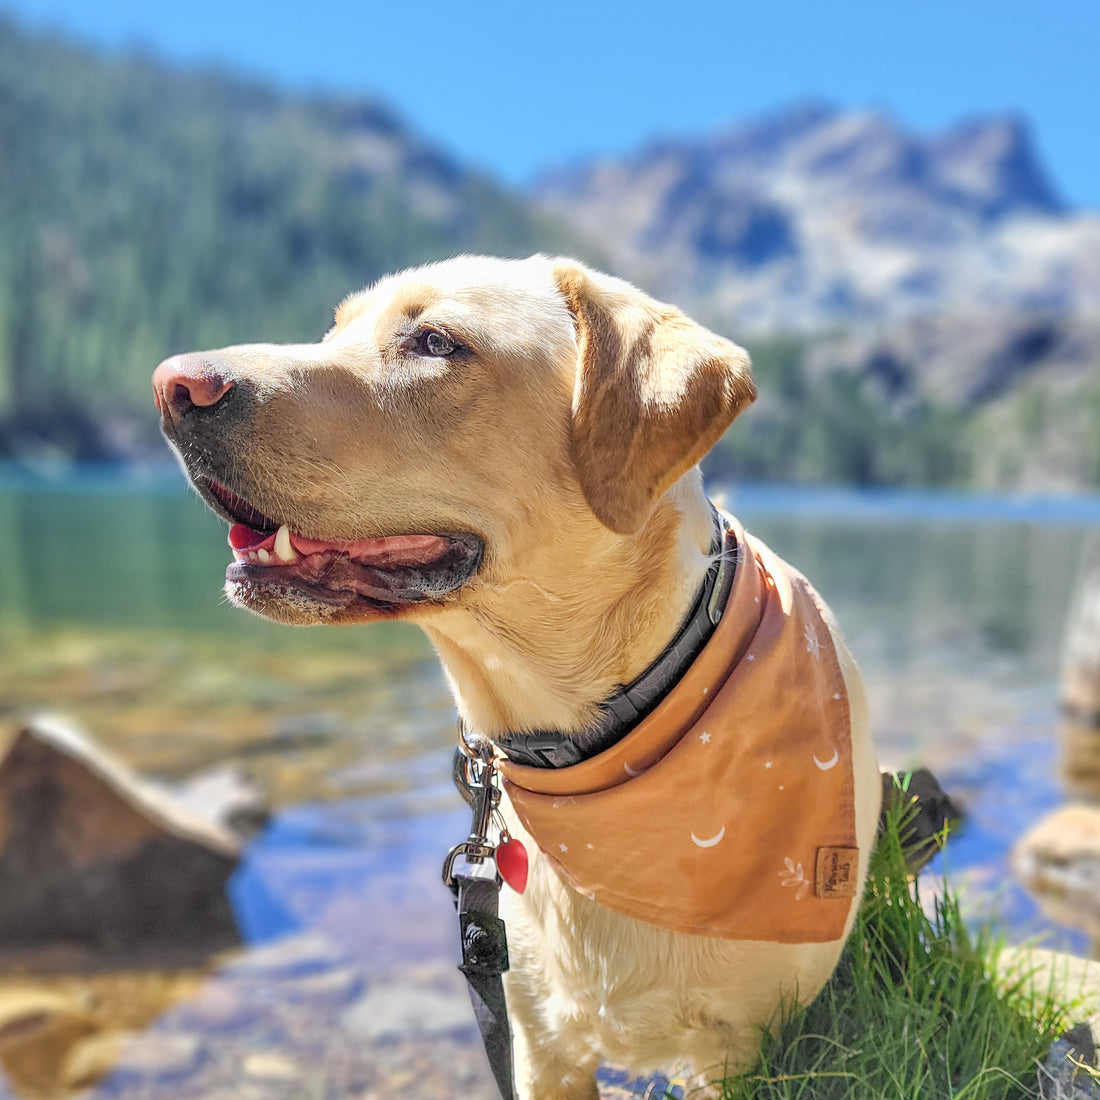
[152,354,234,424]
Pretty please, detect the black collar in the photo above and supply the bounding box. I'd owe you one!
[467,509,737,769]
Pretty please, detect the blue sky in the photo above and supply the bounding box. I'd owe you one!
[3,0,1098,206]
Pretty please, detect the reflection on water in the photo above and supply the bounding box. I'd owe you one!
[1,468,1099,1098]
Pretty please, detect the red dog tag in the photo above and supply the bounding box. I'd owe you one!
[496,833,529,894]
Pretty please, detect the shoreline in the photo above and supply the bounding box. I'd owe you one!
[3,460,1100,525]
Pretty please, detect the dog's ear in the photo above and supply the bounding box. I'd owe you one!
[553,260,756,535]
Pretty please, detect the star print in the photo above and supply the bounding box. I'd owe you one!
[833,693,842,701]
[586,843,594,850]
[747,654,755,662]
[804,623,821,659]
[559,843,569,853]
[764,761,773,769]
[699,731,711,744]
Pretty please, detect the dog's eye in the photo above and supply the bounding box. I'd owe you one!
[417,329,456,357]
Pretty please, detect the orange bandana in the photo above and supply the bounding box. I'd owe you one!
[499,516,858,943]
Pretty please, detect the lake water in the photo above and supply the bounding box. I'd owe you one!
[1,468,1099,1099]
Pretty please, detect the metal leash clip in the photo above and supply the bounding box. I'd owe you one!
[442,744,502,890]
[443,736,517,1100]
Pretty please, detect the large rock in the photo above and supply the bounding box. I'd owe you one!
[0,715,249,960]
[1038,1022,1100,1099]
[1063,537,1100,802]
[880,767,964,872]
[1014,805,1100,945]
[998,949,1100,1098]
[1015,537,1100,951]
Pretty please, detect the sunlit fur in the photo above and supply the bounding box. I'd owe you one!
[166,256,880,1098]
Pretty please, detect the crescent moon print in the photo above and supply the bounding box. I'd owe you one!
[690,826,726,848]
[623,762,643,778]
[814,748,839,771]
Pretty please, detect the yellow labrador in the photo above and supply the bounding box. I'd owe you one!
[153,256,880,1099]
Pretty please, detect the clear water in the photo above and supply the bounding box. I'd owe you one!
[0,467,1098,1098]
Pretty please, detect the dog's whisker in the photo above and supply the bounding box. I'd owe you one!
[291,456,359,503]
[472,577,565,603]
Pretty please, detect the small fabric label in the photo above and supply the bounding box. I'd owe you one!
[815,847,859,899]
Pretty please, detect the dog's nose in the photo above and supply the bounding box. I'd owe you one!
[152,354,234,424]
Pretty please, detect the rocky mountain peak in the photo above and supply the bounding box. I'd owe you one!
[533,102,1090,331]
[927,114,1063,220]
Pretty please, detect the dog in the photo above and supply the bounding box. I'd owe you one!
[153,255,881,1099]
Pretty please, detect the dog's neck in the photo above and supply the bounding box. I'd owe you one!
[422,472,717,740]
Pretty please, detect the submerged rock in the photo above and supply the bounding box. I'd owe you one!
[0,968,208,1095]
[341,983,473,1040]
[96,1030,203,1083]
[0,715,252,961]
[0,990,97,1097]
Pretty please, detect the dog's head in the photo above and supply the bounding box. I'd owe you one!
[152,256,755,626]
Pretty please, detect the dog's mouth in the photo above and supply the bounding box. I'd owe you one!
[202,478,484,617]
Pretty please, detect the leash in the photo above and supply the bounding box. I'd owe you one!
[443,738,521,1100]
[440,506,737,1095]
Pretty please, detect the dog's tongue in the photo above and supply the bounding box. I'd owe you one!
[228,525,274,552]
[228,523,451,566]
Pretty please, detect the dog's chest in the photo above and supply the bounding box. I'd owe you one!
[499,525,860,944]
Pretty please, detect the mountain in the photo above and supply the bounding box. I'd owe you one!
[0,17,587,461]
[0,18,1095,491]
[535,101,1100,333]
[536,103,1100,492]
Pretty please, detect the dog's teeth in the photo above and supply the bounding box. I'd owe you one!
[257,548,271,563]
[249,552,259,562]
[274,524,297,562]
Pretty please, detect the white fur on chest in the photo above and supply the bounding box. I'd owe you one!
[487,634,879,1092]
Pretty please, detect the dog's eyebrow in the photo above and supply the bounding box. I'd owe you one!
[388,283,436,323]
[331,283,438,341]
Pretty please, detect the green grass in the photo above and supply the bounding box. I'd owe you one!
[720,790,1085,1100]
